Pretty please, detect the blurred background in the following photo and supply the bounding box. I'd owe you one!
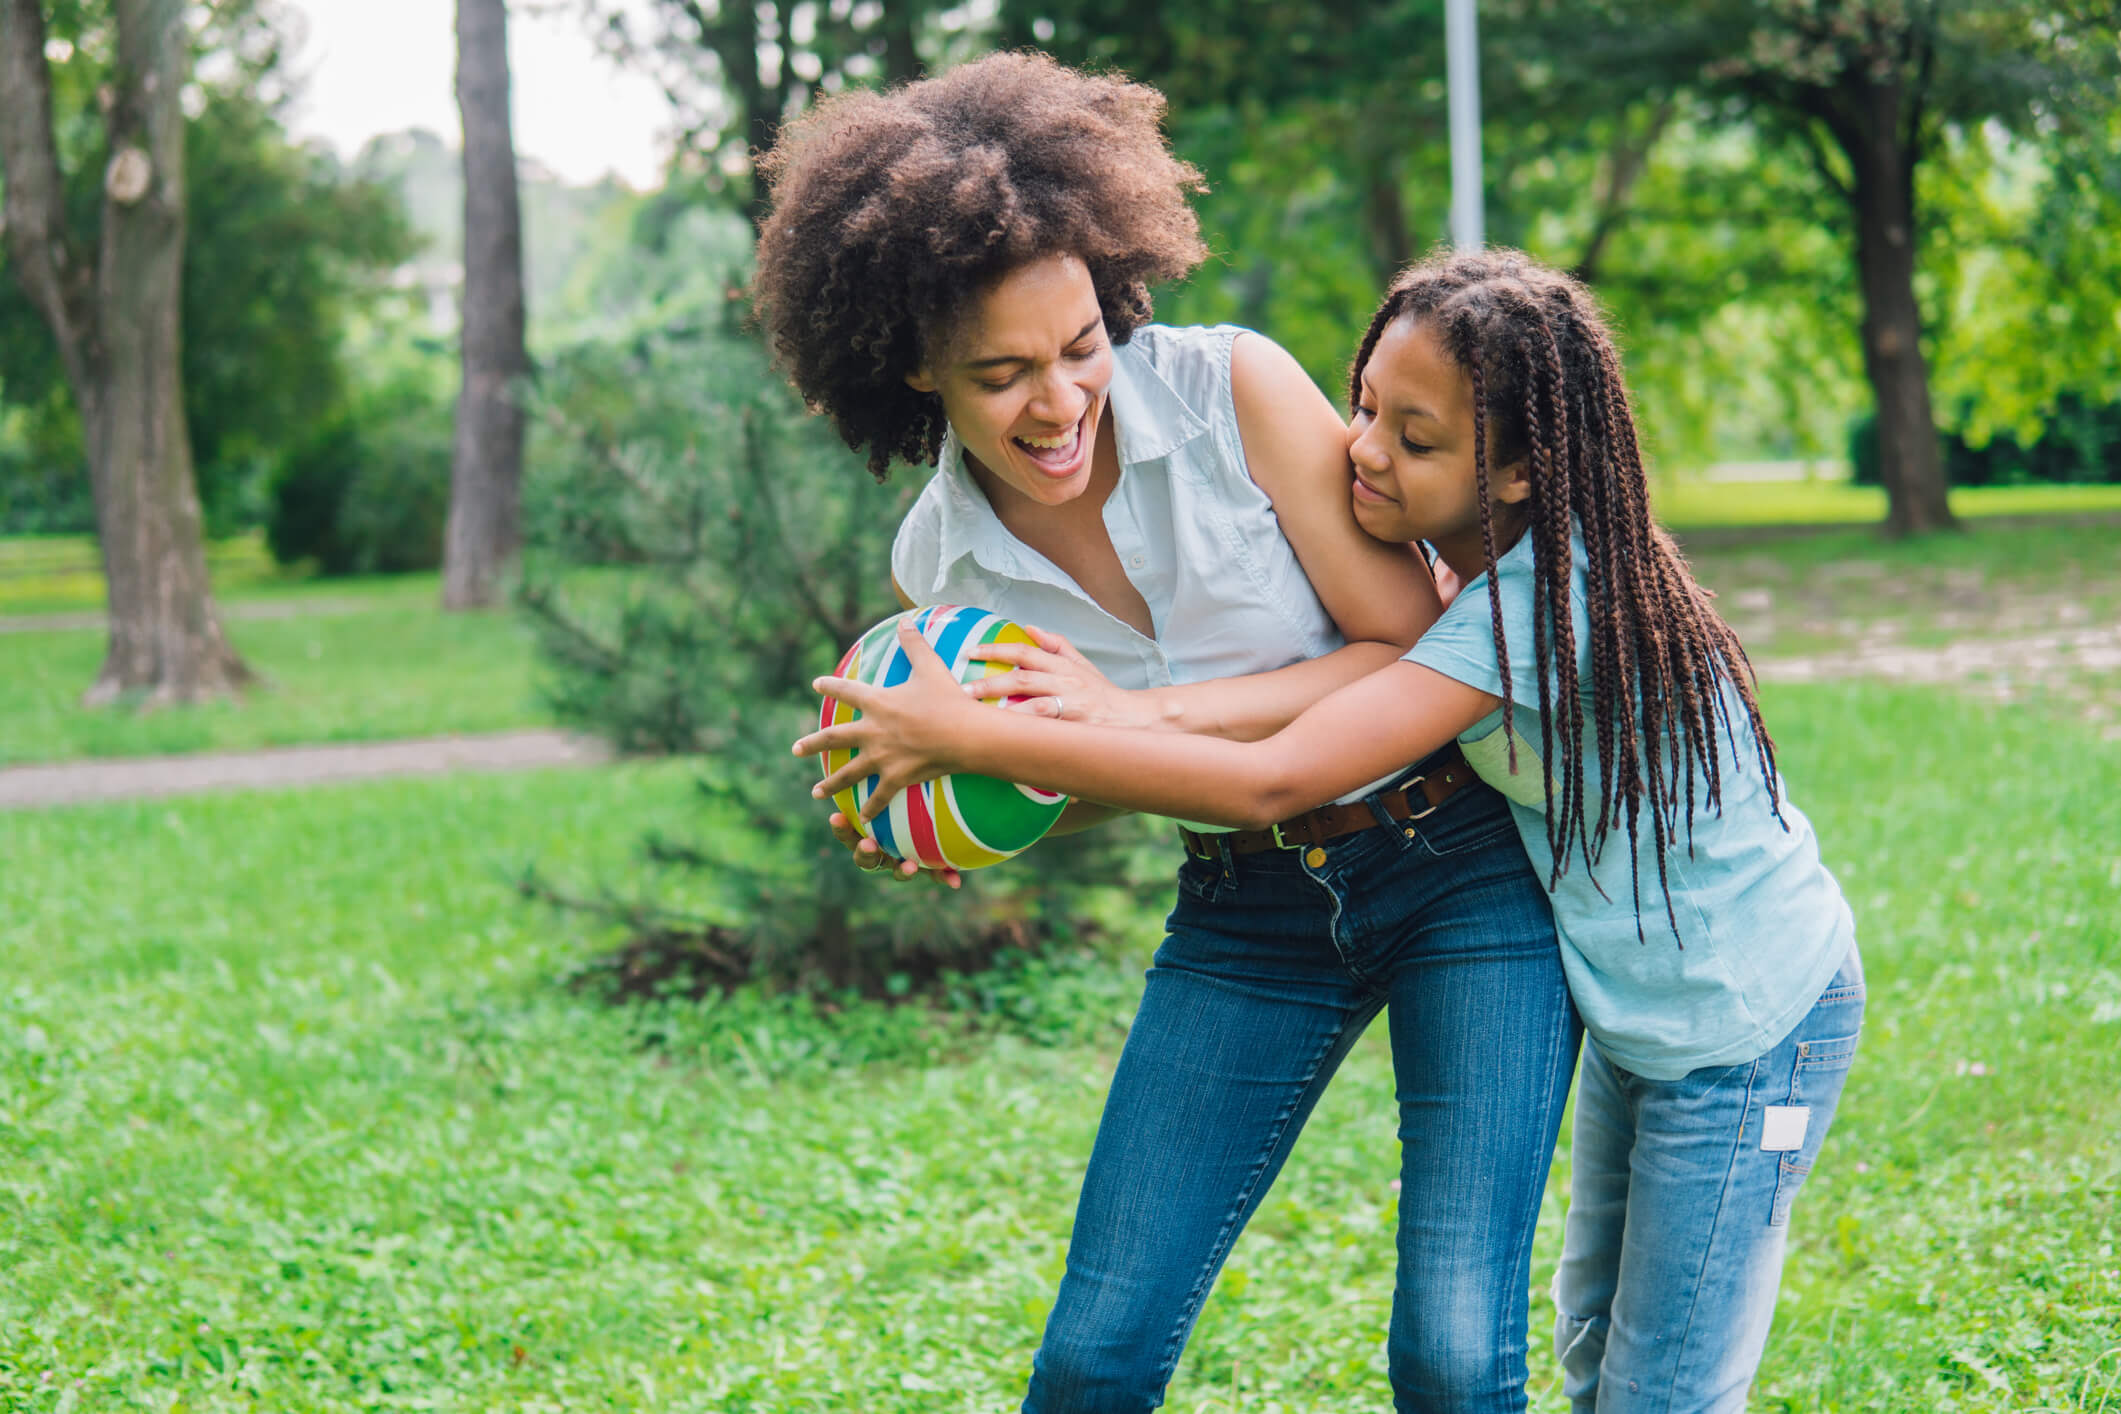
[1,2,2116,1410]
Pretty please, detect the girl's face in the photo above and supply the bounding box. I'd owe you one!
[1347,315,1527,564]
[907,253,1115,511]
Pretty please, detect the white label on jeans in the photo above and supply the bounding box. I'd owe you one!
[1761,1105,1810,1152]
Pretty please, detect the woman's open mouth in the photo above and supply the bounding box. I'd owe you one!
[1013,407,1092,480]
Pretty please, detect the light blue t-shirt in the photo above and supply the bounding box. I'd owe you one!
[1405,530,1855,1080]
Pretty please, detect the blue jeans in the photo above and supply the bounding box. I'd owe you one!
[1552,942,1866,1412]
[1024,772,1581,1413]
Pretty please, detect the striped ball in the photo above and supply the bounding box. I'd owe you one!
[819,606,1070,871]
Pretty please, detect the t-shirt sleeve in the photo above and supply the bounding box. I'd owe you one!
[1401,545,1552,714]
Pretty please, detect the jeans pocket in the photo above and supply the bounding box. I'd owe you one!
[1407,782,1520,859]
[1768,1028,1861,1227]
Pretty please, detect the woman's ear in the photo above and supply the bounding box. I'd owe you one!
[905,367,939,394]
[1493,458,1533,506]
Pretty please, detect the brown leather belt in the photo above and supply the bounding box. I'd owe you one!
[1178,744,1477,859]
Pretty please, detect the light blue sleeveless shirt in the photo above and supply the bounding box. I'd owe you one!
[1404,528,1856,1078]
[891,323,1394,809]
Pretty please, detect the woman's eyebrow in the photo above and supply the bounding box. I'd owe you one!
[962,318,1101,371]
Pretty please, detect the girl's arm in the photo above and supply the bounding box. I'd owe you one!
[797,619,1500,830]
[961,334,1438,742]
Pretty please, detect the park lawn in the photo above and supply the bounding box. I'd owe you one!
[0,534,297,617]
[1654,478,2121,530]
[2,683,2117,1412]
[0,591,551,766]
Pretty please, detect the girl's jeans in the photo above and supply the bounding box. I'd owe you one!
[1023,772,1581,1414]
[1553,942,1866,1412]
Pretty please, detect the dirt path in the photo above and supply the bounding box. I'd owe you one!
[0,730,613,811]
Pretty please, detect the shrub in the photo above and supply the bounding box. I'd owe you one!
[266,377,452,575]
[1850,394,2121,487]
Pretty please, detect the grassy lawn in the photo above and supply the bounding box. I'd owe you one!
[0,590,551,766]
[1655,478,2121,530]
[4,683,2116,1411]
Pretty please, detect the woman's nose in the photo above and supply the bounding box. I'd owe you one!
[1027,369,1086,426]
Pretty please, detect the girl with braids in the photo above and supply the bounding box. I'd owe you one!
[758,57,1581,1414]
[801,247,1864,1411]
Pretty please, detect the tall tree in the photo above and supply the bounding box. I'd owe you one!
[443,0,531,609]
[586,0,942,229]
[0,0,250,702]
[1557,0,2120,534]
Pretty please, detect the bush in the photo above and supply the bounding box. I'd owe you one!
[266,378,452,575]
[1850,393,2121,487]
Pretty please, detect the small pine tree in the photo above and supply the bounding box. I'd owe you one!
[516,212,1150,997]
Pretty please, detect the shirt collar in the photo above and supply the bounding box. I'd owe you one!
[924,337,1209,594]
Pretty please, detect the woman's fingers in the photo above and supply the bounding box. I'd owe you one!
[813,756,874,801]
[792,720,868,759]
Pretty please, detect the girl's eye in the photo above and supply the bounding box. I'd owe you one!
[1353,405,1374,421]
[1400,436,1434,455]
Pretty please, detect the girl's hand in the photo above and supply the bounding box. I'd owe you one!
[795,618,984,824]
[966,624,1160,728]
[828,810,962,890]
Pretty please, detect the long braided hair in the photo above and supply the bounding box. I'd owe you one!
[1352,249,1781,936]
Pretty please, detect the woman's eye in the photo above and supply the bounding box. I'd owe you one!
[1400,436,1434,455]
[1353,405,1374,421]
[1064,342,1103,362]
[977,377,1016,393]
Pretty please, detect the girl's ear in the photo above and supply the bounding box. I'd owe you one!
[1493,458,1533,506]
[905,368,939,394]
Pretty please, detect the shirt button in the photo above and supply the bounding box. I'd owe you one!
[1129,555,1145,569]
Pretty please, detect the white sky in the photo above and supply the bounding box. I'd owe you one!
[280,0,673,189]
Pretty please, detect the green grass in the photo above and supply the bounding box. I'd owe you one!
[3,684,2116,1411]
[0,593,550,765]
[0,534,296,617]
[1655,478,2121,530]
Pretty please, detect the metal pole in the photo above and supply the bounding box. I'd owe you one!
[1446,0,1483,250]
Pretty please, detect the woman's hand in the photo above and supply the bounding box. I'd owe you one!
[966,624,1165,729]
[795,617,985,824]
[827,810,962,889]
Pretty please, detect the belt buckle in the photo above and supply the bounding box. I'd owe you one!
[1401,772,1440,822]
[1268,820,1293,850]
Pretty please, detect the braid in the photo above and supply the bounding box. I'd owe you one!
[1349,249,1786,942]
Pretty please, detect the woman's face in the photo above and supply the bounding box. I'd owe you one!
[1347,315,1526,561]
[907,253,1114,510]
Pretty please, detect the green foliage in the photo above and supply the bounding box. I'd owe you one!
[1849,394,2121,488]
[517,209,1155,991]
[0,2,418,535]
[266,374,454,576]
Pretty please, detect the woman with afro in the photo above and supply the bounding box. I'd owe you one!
[756,53,1577,1412]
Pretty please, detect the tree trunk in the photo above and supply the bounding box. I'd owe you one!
[0,0,250,704]
[1358,151,1413,287]
[445,0,531,609]
[880,1,923,85]
[1838,76,1955,535]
